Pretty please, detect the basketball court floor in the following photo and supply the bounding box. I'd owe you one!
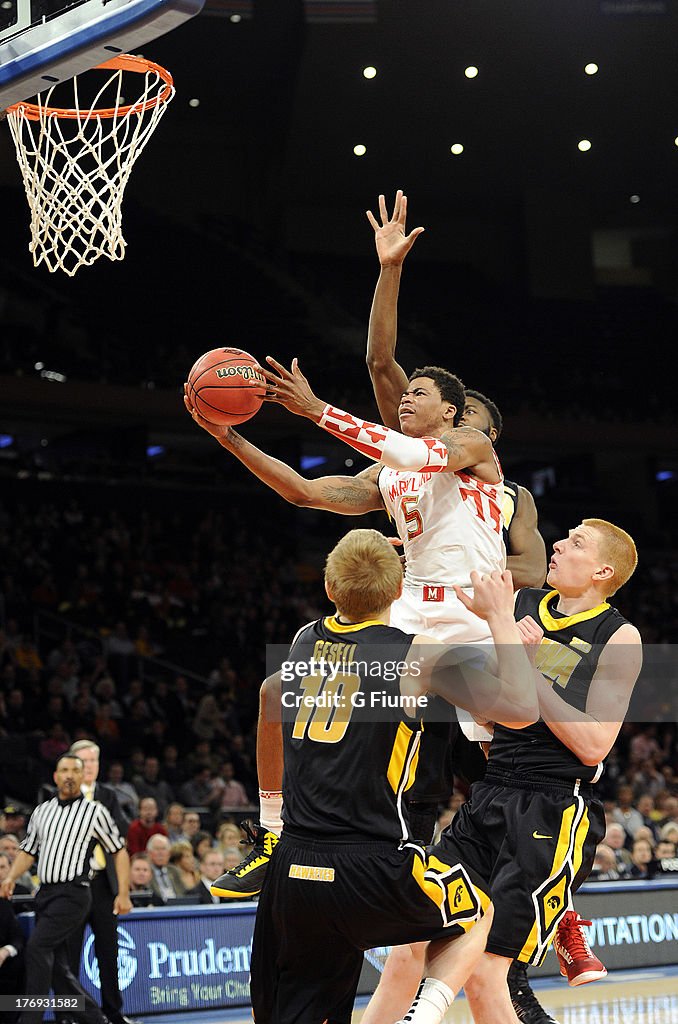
[150,966,678,1024]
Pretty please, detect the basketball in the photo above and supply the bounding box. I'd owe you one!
[187,347,267,426]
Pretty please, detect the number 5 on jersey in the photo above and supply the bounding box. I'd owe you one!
[401,495,423,540]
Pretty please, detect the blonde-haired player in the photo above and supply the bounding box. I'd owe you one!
[368,518,642,1024]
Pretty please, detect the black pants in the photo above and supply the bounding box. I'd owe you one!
[19,883,104,1024]
[65,872,122,1021]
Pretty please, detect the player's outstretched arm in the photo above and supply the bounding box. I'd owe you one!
[506,486,547,588]
[262,358,495,476]
[185,388,383,513]
[365,191,423,428]
[400,571,539,728]
[535,622,642,765]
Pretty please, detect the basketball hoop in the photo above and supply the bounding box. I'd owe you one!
[5,54,175,276]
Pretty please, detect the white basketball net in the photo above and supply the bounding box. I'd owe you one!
[6,57,175,276]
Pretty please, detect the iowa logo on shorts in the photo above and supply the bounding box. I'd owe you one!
[422,855,482,927]
[533,863,571,945]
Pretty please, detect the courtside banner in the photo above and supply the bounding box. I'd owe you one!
[18,882,678,1015]
[78,905,255,1014]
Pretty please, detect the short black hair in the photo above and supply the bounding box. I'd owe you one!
[464,388,503,439]
[409,366,465,427]
[55,753,83,771]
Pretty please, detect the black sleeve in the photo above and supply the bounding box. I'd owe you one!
[96,783,130,837]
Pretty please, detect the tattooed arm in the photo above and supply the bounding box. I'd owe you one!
[184,383,384,514]
[437,425,500,482]
[224,431,384,513]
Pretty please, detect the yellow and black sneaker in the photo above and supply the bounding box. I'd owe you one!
[210,819,278,898]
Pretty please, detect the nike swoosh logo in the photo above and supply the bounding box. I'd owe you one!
[533,831,553,840]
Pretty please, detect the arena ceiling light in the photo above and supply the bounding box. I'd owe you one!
[464,66,479,79]
[578,139,592,152]
[353,143,367,156]
[584,63,599,76]
[450,143,464,155]
[363,66,377,79]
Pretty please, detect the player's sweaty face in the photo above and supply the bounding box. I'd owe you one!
[398,378,449,437]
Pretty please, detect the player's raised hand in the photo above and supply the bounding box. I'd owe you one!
[183,382,230,440]
[453,569,515,621]
[516,615,544,662]
[262,357,326,420]
[366,190,425,268]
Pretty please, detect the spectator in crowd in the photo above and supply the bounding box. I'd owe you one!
[635,794,661,841]
[146,835,185,902]
[163,803,186,844]
[589,844,621,881]
[659,797,678,827]
[612,785,644,841]
[0,852,31,896]
[660,822,678,846]
[2,809,27,842]
[632,761,665,802]
[178,765,219,810]
[603,823,633,874]
[190,831,213,862]
[181,810,202,842]
[131,757,174,816]
[191,695,225,743]
[190,849,229,904]
[0,836,35,892]
[216,821,242,853]
[629,838,654,879]
[215,761,250,810]
[629,725,661,766]
[105,762,138,822]
[169,841,201,891]
[128,853,164,906]
[126,797,167,856]
[659,839,678,872]
[160,745,185,789]
[129,853,153,892]
[221,846,243,872]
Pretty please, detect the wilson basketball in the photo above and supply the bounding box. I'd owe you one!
[187,348,267,426]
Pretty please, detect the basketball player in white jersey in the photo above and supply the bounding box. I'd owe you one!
[186,359,505,655]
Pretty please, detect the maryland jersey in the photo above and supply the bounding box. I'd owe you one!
[378,452,506,589]
[489,588,631,783]
[281,616,429,844]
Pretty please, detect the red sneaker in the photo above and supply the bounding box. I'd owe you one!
[553,911,607,986]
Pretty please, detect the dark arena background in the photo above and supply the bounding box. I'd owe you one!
[1,2,678,1022]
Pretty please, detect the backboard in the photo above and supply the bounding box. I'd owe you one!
[0,0,204,109]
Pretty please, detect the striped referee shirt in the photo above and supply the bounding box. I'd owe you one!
[20,795,124,884]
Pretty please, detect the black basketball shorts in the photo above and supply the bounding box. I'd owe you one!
[249,830,491,1024]
[436,772,605,965]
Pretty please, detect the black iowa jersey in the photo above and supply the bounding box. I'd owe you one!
[502,478,519,551]
[281,615,429,843]
[489,587,630,783]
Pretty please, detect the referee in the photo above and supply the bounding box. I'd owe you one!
[0,754,131,1024]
